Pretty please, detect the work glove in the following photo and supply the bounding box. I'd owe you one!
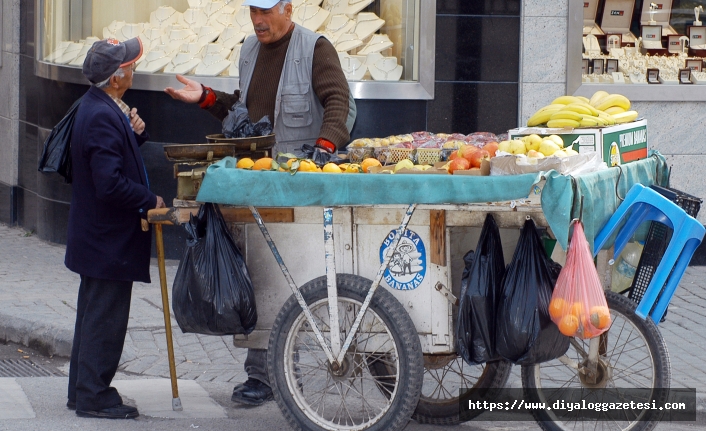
[299,139,343,166]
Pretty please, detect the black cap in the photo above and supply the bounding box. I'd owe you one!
[82,37,143,84]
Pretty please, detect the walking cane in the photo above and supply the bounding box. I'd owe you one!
[144,211,183,411]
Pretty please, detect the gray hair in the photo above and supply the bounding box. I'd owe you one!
[278,0,291,13]
[94,67,125,88]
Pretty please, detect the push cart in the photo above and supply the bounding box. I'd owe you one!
[148,153,681,431]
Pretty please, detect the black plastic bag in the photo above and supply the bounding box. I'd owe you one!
[37,97,82,184]
[222,100,273,138]
[456,214,506,365]
[495,219,569,365]
[298,144,344,166]
[172,203,257,335]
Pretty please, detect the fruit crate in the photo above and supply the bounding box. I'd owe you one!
[374,147,392,165]
[627,185,702,316]
[415,148,441,165]
[347,147,374,164]
[387,148,414,164]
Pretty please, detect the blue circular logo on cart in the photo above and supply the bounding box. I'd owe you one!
[379,229,426,291]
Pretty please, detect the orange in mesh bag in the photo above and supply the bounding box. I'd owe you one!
[549,221,611,339]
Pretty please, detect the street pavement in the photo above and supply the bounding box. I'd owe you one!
[0,222,705,430]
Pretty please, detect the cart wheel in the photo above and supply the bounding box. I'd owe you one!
[267,274,423,431]
[412,356,512,425]
[521,291,671,431]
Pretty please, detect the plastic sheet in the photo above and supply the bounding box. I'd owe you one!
[550,222,611,339]
[172,203,257,335]
[222,100,273,139]
[456,214,505,365]
[37,97,82,183]
[496,219,570,365]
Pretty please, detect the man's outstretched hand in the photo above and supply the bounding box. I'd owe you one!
[164,75,203,104]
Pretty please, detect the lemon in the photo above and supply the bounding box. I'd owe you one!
[345,163,362,173]
[322,163,342,173]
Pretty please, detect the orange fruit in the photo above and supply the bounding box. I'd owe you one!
[548,298,569,320]
[570,302,584,319]
[589,306,611,329]
[285,158,298,169]
[298,159,317,172]
[360,157,382,173]
[252,157,274,171]
[322,163,342,173]
[558,314,579,336]
[236,157,255,169]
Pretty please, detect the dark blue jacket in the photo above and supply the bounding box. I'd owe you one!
[65,86,157,283]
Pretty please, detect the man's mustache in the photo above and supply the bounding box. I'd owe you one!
[254,26,269,32]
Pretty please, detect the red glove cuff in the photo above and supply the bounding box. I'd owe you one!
[315,138,336,154]
[198,85,216,109]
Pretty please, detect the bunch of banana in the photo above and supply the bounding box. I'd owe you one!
[527,92,640,128]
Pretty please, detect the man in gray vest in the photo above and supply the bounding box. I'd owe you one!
[165,0,354,406]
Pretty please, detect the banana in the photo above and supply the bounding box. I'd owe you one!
[579,117,601,128]
[551,96,584,105]
[576,96,591,104]
[594,94,631,112]
[562,103,593,116]
[547,119,580,128]
[538,103,569,112]
[527,108,562,126]
[604,106,626,115]
[549,110,583,122]
[589,90,610,107]
[597,111,616,125]
[612,110,639,124]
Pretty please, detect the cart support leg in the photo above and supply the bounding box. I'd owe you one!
[336,203,417,364]
[248,206,337,365]
[155,224,183,411]
[323,208,342,361]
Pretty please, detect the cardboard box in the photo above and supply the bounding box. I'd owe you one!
[368,165,448,175]
[508,119,648,165]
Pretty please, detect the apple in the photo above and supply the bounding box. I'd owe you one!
[547,134,564,147]
[527,150,545,159]
[467,149,490,168]
[448,150,461,161]
[508,140,527,155]
[447,158,470,173]
[539,140,561,156]
[482,141,499,157]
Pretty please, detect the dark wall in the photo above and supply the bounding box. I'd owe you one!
[9,0,522,259]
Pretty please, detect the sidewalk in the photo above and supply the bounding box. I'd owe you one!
[1,222,706,403]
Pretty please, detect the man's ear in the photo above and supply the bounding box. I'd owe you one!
[285,2,293,19]
[110,75,120,89]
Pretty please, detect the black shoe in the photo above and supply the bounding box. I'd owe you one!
[66,400,76,410]
[231,378,273,406]
[76,403,139,419]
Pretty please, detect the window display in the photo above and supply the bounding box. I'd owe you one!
[575,0,706,88]
[37,0,433,98]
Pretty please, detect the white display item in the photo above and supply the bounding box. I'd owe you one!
[204,1,236,23]
[695,6,704,26]
[139,28,165,51]
[179,42,208,56]
[193,54,231,76]
[293,0,324,7]
[320,14,355,42]
[293,5,330,32]
[691,70,706,83]
[641,26,663,49]
[103,20,126,39]
[218,27,246,49]
[322,0,347,15]
[338,53,367,80]
[358,34,393,55]
[583,34,601,55]
[45,41,72,62]
[364,51,384,65]
[335,33,363,52]
[182,8,208,30]
[347,0,374,16]
[368,57,403,81]
[163,53,201,74]
[233,7,255,34]
[224,0,244,8]
[136,49,174,73]
[151,7,182,28]
[188,0,212,7]
[68,37,100,66]
[196,25,225,44]
[583,0,604,35]
[117,23,145,42]
[354,13,385,41]
[212,11,235,29]
[166,29,198,53]
[203,42,231,58]
[690,26,706,49]
[601,0,636,41]
[229,44,242,61]
[54,42,84,65]
[640,0,676,36]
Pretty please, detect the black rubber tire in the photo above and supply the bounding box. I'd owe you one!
[267,274,424,431]
[411,357,513,425]
[521,291,671,431]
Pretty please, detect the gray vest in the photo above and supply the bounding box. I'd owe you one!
[239,26,325,156]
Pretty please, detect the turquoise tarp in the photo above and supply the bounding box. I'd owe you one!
[195,152,669,253]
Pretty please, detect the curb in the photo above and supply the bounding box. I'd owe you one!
[0,312,73,358]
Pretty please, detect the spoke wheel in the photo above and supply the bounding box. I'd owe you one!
[521,291,671,431]
[411,355,512,425]
[268,274,423,431]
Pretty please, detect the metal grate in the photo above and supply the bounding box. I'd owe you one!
[0,359,65,377]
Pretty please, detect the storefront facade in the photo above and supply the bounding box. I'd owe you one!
[0,0,703,261]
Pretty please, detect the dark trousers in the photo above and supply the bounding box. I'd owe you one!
[245,348,269,386]
[68,275,133,411]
